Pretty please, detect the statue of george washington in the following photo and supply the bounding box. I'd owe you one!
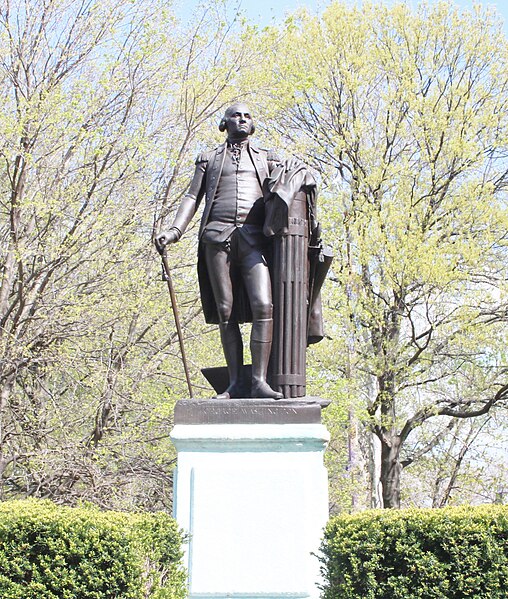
[155,102,330,400]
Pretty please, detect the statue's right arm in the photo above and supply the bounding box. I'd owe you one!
[155,155,207,253]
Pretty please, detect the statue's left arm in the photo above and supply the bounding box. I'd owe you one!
[266,149,283,175]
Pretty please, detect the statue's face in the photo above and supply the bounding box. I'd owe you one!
[224,103,254,140]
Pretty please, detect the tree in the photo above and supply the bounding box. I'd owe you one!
[258,1,508,507]
[2,0,506,513]
[401,414,508,507]
[0,0,259,508]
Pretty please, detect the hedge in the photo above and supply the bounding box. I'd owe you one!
[0,499,186,599]
[320,505,508,599]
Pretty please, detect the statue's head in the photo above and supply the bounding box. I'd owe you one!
[219,102,255,139]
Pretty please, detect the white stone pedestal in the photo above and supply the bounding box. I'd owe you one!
[170,399,330,599]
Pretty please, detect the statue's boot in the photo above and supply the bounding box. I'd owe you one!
[250,318,283,400]
[215,321,245,399]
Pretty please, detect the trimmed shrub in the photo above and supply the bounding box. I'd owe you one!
[0,499,186,599]
[320,505,508,599]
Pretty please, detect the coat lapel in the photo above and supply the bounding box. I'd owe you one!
[248,142,268,183]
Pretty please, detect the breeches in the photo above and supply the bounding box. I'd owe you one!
[203,229,273,323]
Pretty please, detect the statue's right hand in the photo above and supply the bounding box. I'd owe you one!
[155,228,180,254]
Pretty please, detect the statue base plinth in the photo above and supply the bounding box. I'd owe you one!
[171,398,330,599]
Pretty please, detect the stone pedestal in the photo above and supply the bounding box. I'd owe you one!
[170,399,329,599]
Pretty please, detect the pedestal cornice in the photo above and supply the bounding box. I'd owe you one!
[174,397,329,425]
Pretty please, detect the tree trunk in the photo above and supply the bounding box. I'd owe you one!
[380,435,401,508]
[369,432,383,508]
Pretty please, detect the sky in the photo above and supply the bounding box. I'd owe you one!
[174,0,508,32]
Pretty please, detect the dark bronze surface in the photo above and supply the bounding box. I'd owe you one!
[174,398,329,425]
[155,103,331,400]
[269,192,308,397]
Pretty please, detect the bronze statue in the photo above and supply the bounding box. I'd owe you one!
[156,103,330,400]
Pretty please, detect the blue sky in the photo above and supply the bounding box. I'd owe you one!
[175,0,508,31]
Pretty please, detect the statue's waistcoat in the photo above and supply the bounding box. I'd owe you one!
[198,142,270,239]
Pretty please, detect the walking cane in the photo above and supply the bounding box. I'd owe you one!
[161,249,194,398]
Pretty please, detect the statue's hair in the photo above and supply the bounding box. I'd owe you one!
[218,117,228,132]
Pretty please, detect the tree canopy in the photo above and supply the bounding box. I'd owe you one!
[254,0,508,507]
[0,0,506,510]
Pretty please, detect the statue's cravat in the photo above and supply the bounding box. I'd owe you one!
[228,140,247,166]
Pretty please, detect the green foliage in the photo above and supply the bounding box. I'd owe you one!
[321,505,508,598]
[0,0,258,510]
[0,499,186,599]
[251,0,508,508]
[0,0,506,513]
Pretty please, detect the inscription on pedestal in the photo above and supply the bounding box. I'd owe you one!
[174,399,326,425]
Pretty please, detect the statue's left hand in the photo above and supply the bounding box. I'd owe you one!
[285,157,303,172]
